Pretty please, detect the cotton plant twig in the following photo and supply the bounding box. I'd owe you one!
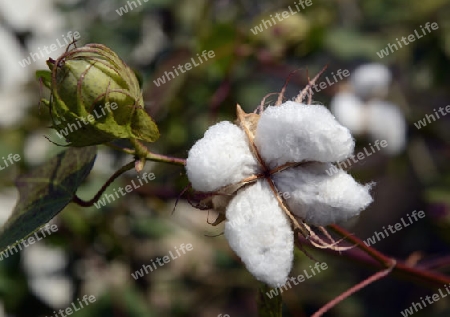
[256,92,279,114]
[327,224,450,287]
[294,65,328,104]
[73,141,186,207]
[305,224,353,251]
[106,141,186,166]
[72,160,135,207]
[256,68,303,113]
[311,261,396,317]
[275,68,303,106]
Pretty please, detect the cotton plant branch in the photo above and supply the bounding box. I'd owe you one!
[72,160,136,207]
[106,141,186,166]
[311,262,396,317]
[328,224,450,287]
[296,224,450,316]
[72,142,186,207]
[297,224,450,287]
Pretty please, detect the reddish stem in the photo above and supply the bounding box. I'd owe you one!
[312,263,396,317]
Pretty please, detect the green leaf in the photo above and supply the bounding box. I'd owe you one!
[0,146,97,253]
[258,283,283,317]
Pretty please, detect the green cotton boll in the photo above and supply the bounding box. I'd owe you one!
[41,43,159,146]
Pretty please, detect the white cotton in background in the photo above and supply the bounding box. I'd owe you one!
[351,63,392,100]
[0,26,33,128]
[0,301,5,317]
[186,121,260,192]
[22,243,68,278]
[0,0,64,34]
[22,243,74,309]
[131,17,168,65]
[29,276,73,309]
[91,149,116,175]
[24,131,56,166]
[366,100,406,155]
[351,63,391,100]
[0,189,18,226]
[225,181,293,287]
[255,102,354,168]
[0,26,28,89]
[273,163,373,226]
[0,88,33,127]
[330,92,366,135]
[25,35,71,70]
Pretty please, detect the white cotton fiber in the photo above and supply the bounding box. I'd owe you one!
[273,163,373,226]
[330,92,366,135]
[186,121,260,192]
[225,181,293,287]
[255,102,354,168]
[366,100,406,155]
[351,63,391,100]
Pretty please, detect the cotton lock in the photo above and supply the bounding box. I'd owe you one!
[185,100,373,287]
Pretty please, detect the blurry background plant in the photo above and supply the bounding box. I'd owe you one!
[0,0,449,316]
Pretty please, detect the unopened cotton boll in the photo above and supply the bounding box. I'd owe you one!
[255,101,354,168]
[330,92,366,135]
[186,121,260,192]
[351,63,392,100]
[366,100,406,155]
[225,181,293,287]
[272,163,373,226]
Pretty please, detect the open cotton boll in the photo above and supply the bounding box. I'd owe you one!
[186,121,260,192]
[330,92,366,135]
[255,101,354,168]
[366,100,406,155]
[225,181,293,287]
[273,163,373,226]
[351,63,391,100]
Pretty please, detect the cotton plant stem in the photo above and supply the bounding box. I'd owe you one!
[106,141,186,166]
[311,263,396,317]
[328,224,450,287]
[72,141,185,207]
[72,161,135,207]
[105,142,135,154]
[145,151,186,166]
[329,224,392,267]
